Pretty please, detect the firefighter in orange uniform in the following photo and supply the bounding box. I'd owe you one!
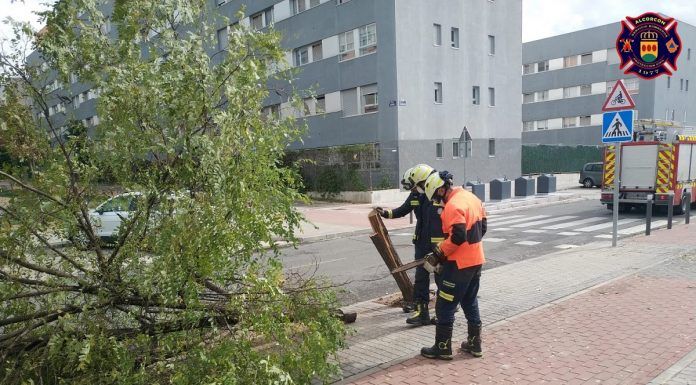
[420,171,486,360]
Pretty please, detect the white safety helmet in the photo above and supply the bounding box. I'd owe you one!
[400,167,415,190]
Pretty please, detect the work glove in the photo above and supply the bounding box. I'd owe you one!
[375,207,389,218]
[432,243,445,261]
[423,253,443,275]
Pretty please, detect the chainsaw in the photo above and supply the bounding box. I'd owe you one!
[390,253,442,274]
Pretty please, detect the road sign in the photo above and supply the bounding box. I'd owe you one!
[602,110,634,143]
[602,80,636,111]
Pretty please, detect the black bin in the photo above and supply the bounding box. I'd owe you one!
[537,174,557,194]
[465,181,486,202]
[515,176,536,197]
[489,178,511,200]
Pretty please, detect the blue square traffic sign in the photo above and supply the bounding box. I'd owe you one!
[602,110,634,143]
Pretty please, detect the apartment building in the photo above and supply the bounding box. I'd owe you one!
[29,0,523,186]
[522,21,696,146]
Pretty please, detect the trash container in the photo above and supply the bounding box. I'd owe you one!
[465,181,486,202]
[515,176,535,197]
[489,178,511,200]
[537,174,557,194]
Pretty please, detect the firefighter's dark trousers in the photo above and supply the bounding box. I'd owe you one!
[435,261,482,327]
[413,244,432,303]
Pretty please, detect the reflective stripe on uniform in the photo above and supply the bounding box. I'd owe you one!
[387,209,393,219]
[438,290,454,301]
[441,280,455,288]
[431,237,445,243]
[410,200,419,206]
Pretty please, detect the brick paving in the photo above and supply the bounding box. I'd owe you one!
[335,224,696,384]
[347,262,696,384]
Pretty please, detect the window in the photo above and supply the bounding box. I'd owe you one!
[316,95,325,113]
[361,83,378,113]
[337,0,351,4]
[217,27,228,51]
[452,142,460,158]
[580,53,592,65]
[341,88,358,116]
[262,104,280,118]
[294,46,309,66]
[72,95,80,109]
[488,87,495,106]
[523,121,534,131]
[217,0,228,5]
[672,109,676,120]
[433,24,441,46]
[472,86,480,105]
[523,64,534,75]
[687,80,690,92]
[580,84,592,96]
[434,82,443,103]
[291,0,319,14]
[80,90,89,103]
[488,35,495,55]
[563,86,578,98]
[436,142,443,158]
[359,23,377,55]
[689,48,691,60]
[250,7,273,30]
[523,93,535,104]
[536,120,548,130]
[70,73,78,84]
[339,30,355,61]
[562,117,576,128]
[681,78,684,91]
[668,77,671,88]
[563,55,577,68]
[312,42,323,61]
[537,61,548,72]
[451,28,459,48]
[488,139,495,156]
[537,90,548,101]
[579,116,591,126]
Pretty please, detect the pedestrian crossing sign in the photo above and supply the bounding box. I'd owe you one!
[602,110,634,143]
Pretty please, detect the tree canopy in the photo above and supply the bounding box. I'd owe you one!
[0,0,345,383]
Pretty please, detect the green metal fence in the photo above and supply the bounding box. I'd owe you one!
[522,145,603,174]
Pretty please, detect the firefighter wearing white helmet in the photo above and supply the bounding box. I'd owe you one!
[421,171,487,361]
[375,164,444,325]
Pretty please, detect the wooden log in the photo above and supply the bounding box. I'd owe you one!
[368,210,414,302]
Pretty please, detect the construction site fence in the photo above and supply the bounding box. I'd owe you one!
[522,144,603,175]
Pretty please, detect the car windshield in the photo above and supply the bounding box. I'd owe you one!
[99,195,134,212]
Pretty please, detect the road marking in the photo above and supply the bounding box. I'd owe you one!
[594,234,616,239]
[541,217,605,230]
[555,244,579,249]
[575,218,641,232]
[558,231,580,236]
[490,215,550,226]
[483,237,506,243]
[487,214,523,222]
[288,258,347,270]
[493,227,513,232]
[523,229,547,234]
[392,233,413,236]
[515,241,541,246]
[618,220,667,235]
[511,216,578,228]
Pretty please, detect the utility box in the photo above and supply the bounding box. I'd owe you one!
[515,176,536,197]
[465,181,486,202]
[537,174,557,194]
[489,178,511,200]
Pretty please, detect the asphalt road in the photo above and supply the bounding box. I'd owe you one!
[280,195,686,305]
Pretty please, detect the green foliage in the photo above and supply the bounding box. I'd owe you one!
[522,144,603,174]
[0,1,345,384]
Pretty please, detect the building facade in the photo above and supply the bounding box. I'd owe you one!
[30,0,522,187]
[522,21,696,146]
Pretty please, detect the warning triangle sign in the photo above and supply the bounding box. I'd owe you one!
[603,113,631,139]
[602,79,636,111]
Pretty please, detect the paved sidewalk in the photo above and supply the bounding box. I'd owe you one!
[334,223,696,384]
[297,189,594,243]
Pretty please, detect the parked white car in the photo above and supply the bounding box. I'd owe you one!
[89,192,142,239]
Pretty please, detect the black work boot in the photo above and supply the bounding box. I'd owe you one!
[406,302,430,326]
[421,325,453,360]
[460,323,482,357]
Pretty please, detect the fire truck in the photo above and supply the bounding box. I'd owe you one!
[600,120,696,214]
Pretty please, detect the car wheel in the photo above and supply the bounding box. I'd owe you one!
[583,178,594,188]
[618,203,632,213]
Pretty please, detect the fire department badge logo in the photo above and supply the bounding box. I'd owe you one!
[615,12,682,79]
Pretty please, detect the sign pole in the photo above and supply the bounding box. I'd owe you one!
[612,143,621,247]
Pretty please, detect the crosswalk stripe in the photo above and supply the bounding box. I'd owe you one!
[487,214,524,222]
[523,229,547,234]
[575,218,641,232]
[511,216,577,228]
[594,234,615,239]
[541,217,606,230]
[490,215,549,226]
[559,231,580,236]
[493,227,513,232]
[555,244,579,249]
[483,237,506,243]
[618,220,668,235]
[515,241,541,246]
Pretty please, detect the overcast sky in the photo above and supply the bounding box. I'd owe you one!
[1,0,696,41]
